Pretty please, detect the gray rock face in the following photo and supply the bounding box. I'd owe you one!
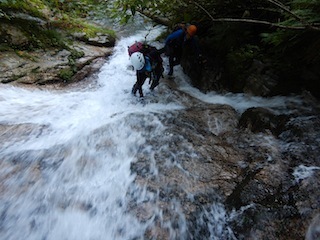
[306,214,320,240]
[180,34,320,99]
[1,49,318,240]
[1,78,318,239]
[0,12,116,86]
[0,23,30,46]
[128,90,320,239]
[0,43,113,85]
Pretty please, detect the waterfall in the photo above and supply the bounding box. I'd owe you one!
[0,25,311,240]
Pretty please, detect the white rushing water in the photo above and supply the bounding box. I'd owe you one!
[0,25,304,240]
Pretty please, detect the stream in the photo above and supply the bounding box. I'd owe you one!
[0,24,319,240]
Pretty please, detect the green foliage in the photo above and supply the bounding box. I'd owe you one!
[260,30,291,47]
[14,50,37,61]
[0,16,66,50]
[108,0,193,24]
[0,0,47,19]
[228,44,261,64]
[24,28,66,49]
[69,48,85,59]
[226,44,261,85]
[0,44,11,51]
[42,0,109,18]
[58,67,74,81]
[52,15,115,38]
[295,2,317,21]
[0,0,115,51]
[58,48,85,81]
[259,0,320,48]
[108,0,319,34]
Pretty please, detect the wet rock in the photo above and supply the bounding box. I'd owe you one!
[128,92,320,239]
[72,31,116,48]
[180,27,320,99]
[0,23,29,47]
[238,107,289,136]
[243,60,279,96]
[71,32,87,41]
[0,9,116,86]
[0,44,113,86]
[306,214,320,240]
[87,33,116,47]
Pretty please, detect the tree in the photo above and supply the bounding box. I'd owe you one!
[109,0,320,31]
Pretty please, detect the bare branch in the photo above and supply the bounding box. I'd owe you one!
[266,0,305,23]
[211,18,307,30]
[192,0,320,31]
[267,0,320,30]
[136,0,320,32]
[136,9,171,26]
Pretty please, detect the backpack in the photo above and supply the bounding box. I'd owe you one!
[128,41,157,56]
[172,23,187,33]
[128,42,162,64]
[128,41,164,76]
[128,42,145,56]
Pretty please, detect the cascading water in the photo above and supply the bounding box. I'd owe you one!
[0,24,314,240]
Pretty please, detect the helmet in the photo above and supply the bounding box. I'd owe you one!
[187,25,197,36]
[130,52,145,70]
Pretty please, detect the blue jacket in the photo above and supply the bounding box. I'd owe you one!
[165,29,185,45]
[138,56,152,72]
[165,29,200,56]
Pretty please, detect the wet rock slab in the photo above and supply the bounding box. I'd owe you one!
[0,43,113,86]
[129,95,320,239]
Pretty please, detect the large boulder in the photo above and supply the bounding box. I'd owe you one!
[238,107,289,136]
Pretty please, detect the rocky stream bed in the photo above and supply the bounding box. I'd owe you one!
[1,18,320,239]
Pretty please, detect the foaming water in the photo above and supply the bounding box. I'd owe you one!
[0,27,182,240]
[173,67,303,114]
[0,24,305,240]
[293,165,320,183]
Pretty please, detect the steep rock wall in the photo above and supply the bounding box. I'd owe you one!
[181,24,320,99]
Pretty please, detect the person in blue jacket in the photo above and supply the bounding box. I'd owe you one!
[163,24,198,76]
[130,51,163,98]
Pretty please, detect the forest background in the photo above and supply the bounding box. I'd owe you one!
[0,0,319,97]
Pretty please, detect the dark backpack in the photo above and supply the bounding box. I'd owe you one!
[172,23,187,33]
[128,42,162,64]
[128,41,164,77]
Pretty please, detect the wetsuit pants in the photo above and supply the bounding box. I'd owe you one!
[132,71,148,97]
